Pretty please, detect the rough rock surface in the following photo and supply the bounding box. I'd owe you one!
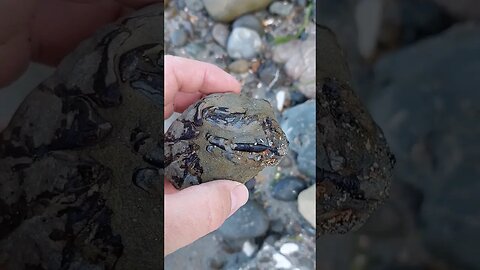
[0,5,163,270]
[316,26,395,236]
[164,93,288,189]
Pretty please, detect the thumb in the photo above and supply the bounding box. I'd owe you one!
[164,180,249,256]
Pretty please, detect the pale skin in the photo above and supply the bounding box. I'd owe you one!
[0,0,249,258]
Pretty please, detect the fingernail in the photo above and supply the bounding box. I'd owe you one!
[230,184,249,214]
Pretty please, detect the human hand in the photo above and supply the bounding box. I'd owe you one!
[164,55,249,256]
[0,0,159,88]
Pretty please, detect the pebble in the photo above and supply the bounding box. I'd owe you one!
[273,252,292,268]
[272,35,316,98]
[271,177,307,201]
[211,23,229,47]
[280,243,299,255]
[297,185,315,228]
[232,14,264,35]
[218,200,269,239]
[258,60,282,87]
[275,90,286,111]
[227,27,263,59]
[242,240,257,257]
[370,23,480,268]
[269,1,294,16]
[202,0,272,22]
[281,100,316,178]
[228,59,250,73]
[185,0,204,11]
[170,28,188,47]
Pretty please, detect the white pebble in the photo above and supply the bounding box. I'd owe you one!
[276,90,286,111]
[280,242,299,255]
[242,240,256,257]
[273,252,292,269]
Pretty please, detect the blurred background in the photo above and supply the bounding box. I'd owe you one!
[164,0,317,269]
[317,0,480,270]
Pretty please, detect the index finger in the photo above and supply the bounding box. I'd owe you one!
[164,55,241,113]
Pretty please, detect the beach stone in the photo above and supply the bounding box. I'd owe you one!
[370,23,480,268]
[164,93,288,189]
[269,1,294,16]
[218,200,269,239]
[170,28,188,47]
[281,100,316,178]
[202,0,272,22]
[232,14,264,35]
[298,185,316,228]
[227,27,263,59]
[211,23,229,47]
[272,176,307,201]
[315,25,394,236]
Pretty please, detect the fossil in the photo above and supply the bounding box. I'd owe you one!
[315,26,395,236]
[0,4,163,270]
[165,93,289,190]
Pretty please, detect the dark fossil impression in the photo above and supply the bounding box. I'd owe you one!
[0,4,164,270]
[164,93,289,190]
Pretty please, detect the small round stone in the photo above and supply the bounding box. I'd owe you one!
[227,27,263,59]
[228,59,249,73]
[271,176,307,201]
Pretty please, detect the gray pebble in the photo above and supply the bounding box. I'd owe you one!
[212,23,229,47]
[218,200,269,239]
[232,14,264,35]
[185,0,204,12]
[170,28,188,47]
[227,27,263,59]
[269,1,294,16]
[272,176,307,201]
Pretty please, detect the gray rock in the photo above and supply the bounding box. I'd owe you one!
[211,23,229,47]
[227,27,263,59]
[185,0,204,11]
[369,23,480,268]
[218,200,269,239]
[315,25,394,236]
[269,1,294,16]
[202,0,272,22]
[170,28,188,47]
[273,35,315,98]
[232,14,264,35]
[281,100,316,178]
[272,177,307,201]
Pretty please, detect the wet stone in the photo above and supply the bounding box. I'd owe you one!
[212,23,230,47]
[164,93,289,189]
[218,200,269,239]
[315,25,394,236]
[170,28,188,47]
[227,27,263,59]
[271,176,307,201]
[232,14,264,36]
[281,100,316,178]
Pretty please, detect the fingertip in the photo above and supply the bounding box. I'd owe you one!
[228,182,249,214]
